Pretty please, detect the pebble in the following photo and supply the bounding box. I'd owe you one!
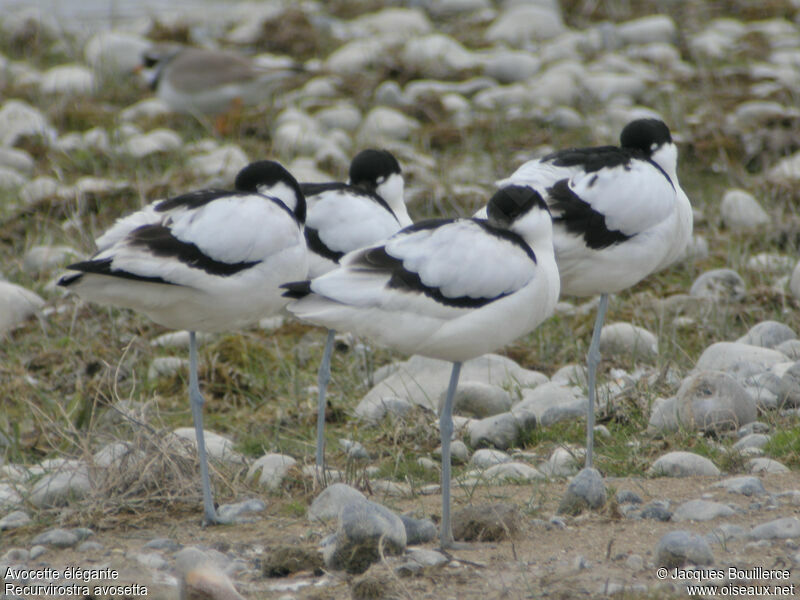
[671,499,735,522]
[511,381,586,428]
[30,462,91,507]
[557,468,607,515]
[147,356,189,379]
[481,461,544,483]
[777,361,800,407]
[540,447,581,477]
[187,145,249,183]
[434,440,470,464]
[0,166,26,189]
[144,537,182,552]
[308,483,366,522]
[0,99,55,146]
[216,499,266,524]
[470,448,512,468]
[121,128,183,158]
[40,64,95,95]
[675,371,756,432]
[485,4,566,45]
[401,34,479,79]
[599,322,658,360]
[0,147,34,174]
[356,354,546,421]
[440,381,512,418]
[357,106,420,145]
[400,514,437,545]
[31,527,81,548]
[790,261,800,300]
[323,499,406,574]
[637,502,673,521]
[732,433,769,451]
[655,530,714,567]
[616,490,643,505]
[171,428,245,465]
[695,342,787,373]
[466,412,519,450]
[649,451,720,477]
[247,453,297,491]
[750,517,800,540]
[0,510,31,530]
[0,281,44,334]
[689,269,746,302]
[747,457,789,474]
[713,476,766,496]
[93,441,143,468]
[737,320,797,348]
[339,439,369,461]
[720,189,770,230]
[707,523,749,545]
[84,30,151,75]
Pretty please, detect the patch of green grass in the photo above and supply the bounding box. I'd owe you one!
[764,428,800,468]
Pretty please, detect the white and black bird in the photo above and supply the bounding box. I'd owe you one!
[491,118,693,469]
[297,149,411,470]
[139,44,302,118]
[59,160,308,525]
[283,185,560,548]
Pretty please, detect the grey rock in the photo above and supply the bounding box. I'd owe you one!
[616,490,643,505]
[470,448,512,468]
[131,551,168,570]
[401,33,478,79]
[0,510,31,530]
[0,483,22,507]
[791,260,800,300]
[720,189,770,230]
[599,322,658,360]
[356,354,546,422]
[30,462,91,507]
[511,381,586,428]
[713,476,766,496]
[324,500,406,574]
[707,523,749,545]
[776,339,800,360]
[746,252,794,272]
[434,439,470,465]
[0,99,56,147]
[148,356,188,379]
[638,502,673,521]
[616,14,676,44]
[485,4,566,45]
[626,553,645,571]
[400,514,437,545]
[750,517,800,540]
[778,362,800,407]
[482,461,544,482]
[308,483,367,522]
[655,531,714,567]
[672,499,735,522]
[540,447,581,477]
[216,499,266,524]
[143,537,182,552]
[748,457,789,473]
[247,453,297,491]
[78,540,102,552]
[0,147,34,175]
[558,468,607,515]
[648,396,679,432]
[395,548,448,576]
[93,441,144,469]
[690,269,746,302]
[695,342,787,373]
[649,451,720,477]
[467,411,520,450]
[675,371,756,432]
[482,50,541,83]
[171,428,245,465]
[733,433,769,451]
[737,321,796,348]
[439,381,512,418]
[452,502,521,541]
[32,527,80,548]
[0,281,44,334]
[339,439,369,461]
[1,548,28,562]
[738,421,770,436]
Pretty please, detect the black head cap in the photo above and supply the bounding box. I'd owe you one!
[619,119,672,155]
[235,160,306,223]
[486,185,549,229]
[349,149,401,190]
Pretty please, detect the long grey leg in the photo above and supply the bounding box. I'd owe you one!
[315,329,336,471]
[188,331,218,525]
[585,294,609,469]
[439,361,462,550]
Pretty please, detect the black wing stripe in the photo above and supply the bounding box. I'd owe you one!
[305,227,345,262]
[61,258,178,286]
[128,224,261,276]
[548,179,632,250]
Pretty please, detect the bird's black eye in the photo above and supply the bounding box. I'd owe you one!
[142,55,159,68]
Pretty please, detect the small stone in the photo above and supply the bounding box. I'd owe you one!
[131,551,169,570]
[695,342,787,373]
[671,499,735,522]
[649,451,720,477]
[540,447,581,477]
[747,457,789,473]
[324,500,406,574]
[144,538,182,552]
[738,321,796,348]
[713,476,766,496]
[511,381,586,428]
[655,530,714,567]
[0,510,31,530]
[675,371,756,432]
[599,322,658,360]
[778,362,800,407]
[40,64,95,95]
[626,554,644,571]
[30,463,91,507]
[31,527,80,548]
[188,145,249,183]
[751,517,800,540]
[482,461,545,482]
[452,503,521,542]
[558,468,607,515]
[707,524,748,545]
[400,514,437,545]
[216,499,266,524]
[147,356,188,379]
[339,439,370,461]
[247,453,297,491]
[308,483,367,522]
[121,128,182,158]
[357,107,420,145]
[485,4,566,45]
[466,412,520,450]
[720,189,770,230]
[439,381,513,418]
[638,502,673,521]
[690,269,746,302]
[616,490,643,505]
[0,281,44,334]
[733,433,769,451]
[171,428,244,465]
[470,448,512,468]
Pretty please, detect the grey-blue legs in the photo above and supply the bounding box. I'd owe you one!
[585,293,609,469]
[439,361,462,549]
[188,330,218,525]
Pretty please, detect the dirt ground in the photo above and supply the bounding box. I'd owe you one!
[10,471,800,600]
